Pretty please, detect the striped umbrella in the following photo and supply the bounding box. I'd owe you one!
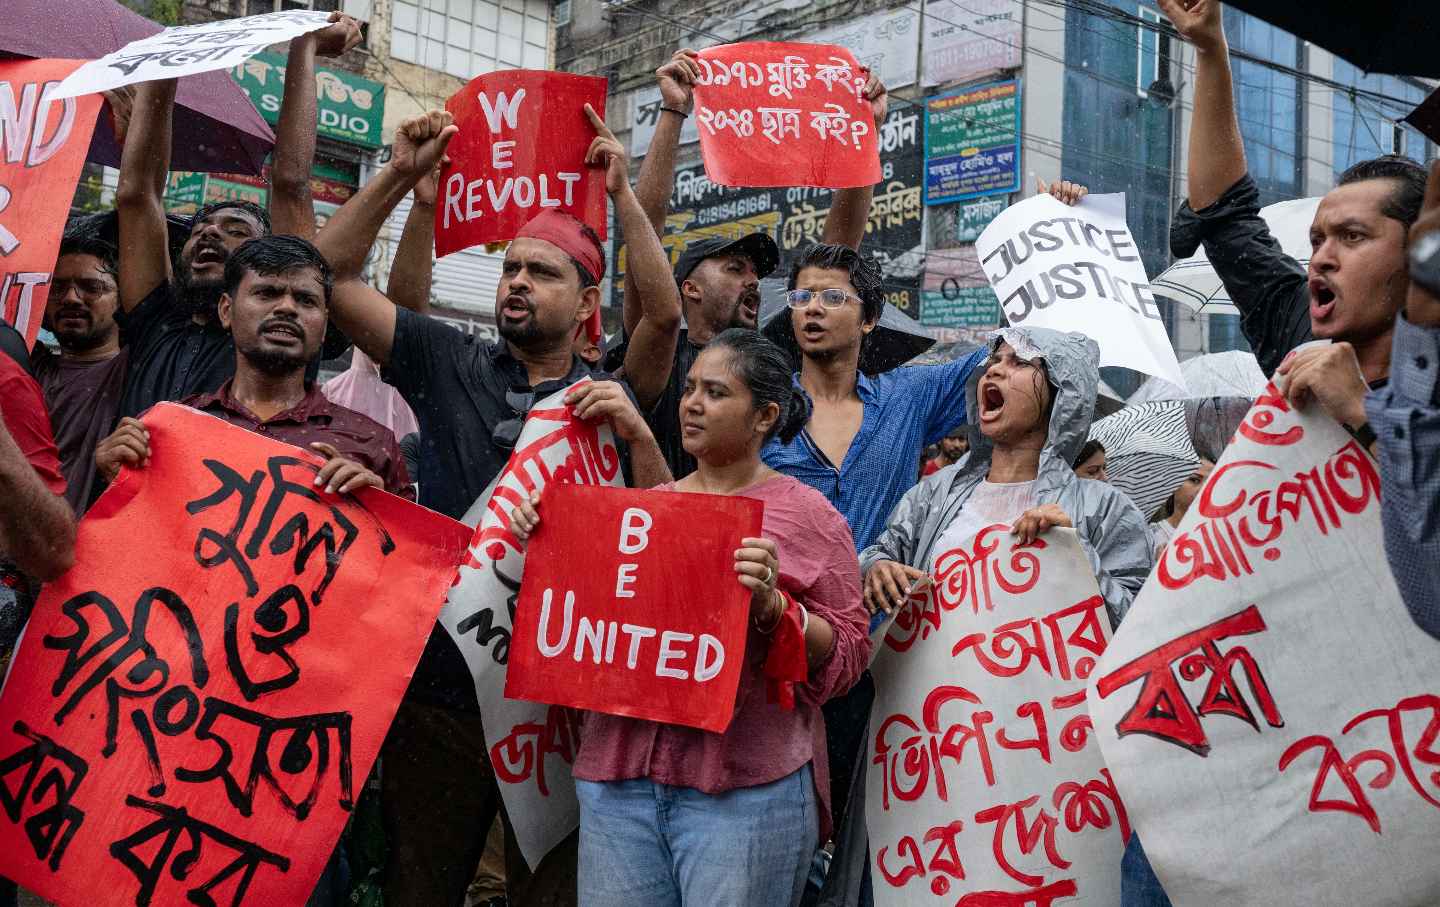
[1089,401,1200,520]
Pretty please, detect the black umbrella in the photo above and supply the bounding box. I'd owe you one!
[1219,1,1435,78]
[1403,86,1440,147]
[759,278,935,376]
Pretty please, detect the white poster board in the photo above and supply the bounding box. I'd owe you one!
[1087,383,1440,906]
[923,0,1023,86]
[869,527,1125,904]
[52,10,331,99]
[975,193,1186,388]
[440,380,624,868]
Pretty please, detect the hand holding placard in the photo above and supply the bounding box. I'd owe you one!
[656,49,702,114]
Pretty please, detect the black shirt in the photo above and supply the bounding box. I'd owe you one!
[384,307,616,710]
[605,326,701,480]
[116,282,236,419]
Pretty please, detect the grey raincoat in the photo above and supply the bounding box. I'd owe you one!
[859,326,1153,626]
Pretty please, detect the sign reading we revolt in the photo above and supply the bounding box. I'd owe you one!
[438,70,609,254]
[0,404,471,906]
[1088,385,1440,906]
[438,381,623,868]
[1,59,102,345]
[507,485,761,733]
[976,192,1186,388]
[868,528,1125,905]
[691,42,882,190]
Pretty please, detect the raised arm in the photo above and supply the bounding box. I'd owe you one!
[1159,0,1244,210]
[269,12,363,239]
[583,106,680,410]
[386,168,439,314]
[115,79,176,311]
[821,73,887,250]
[314,111,456,364]
[0,401,75,581]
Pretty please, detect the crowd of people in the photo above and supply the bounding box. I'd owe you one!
[0,0,1437,905]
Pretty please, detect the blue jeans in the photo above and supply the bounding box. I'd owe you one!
[577,764,818,907]
[1121,835,1173,907]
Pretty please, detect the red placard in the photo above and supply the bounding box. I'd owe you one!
[1,59,102,345]
[506,483,763,734]
[691,42,882,190]
[0,403,472,906]
[436,70,608,255]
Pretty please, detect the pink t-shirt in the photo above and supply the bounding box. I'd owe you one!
[571,473,868,838]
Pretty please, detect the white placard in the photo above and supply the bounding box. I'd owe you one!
[439,381,624,868]
[1086,384,1440,906]
[51,10,331,99]
[630,86,701,158]
[868,527,1124,904]
[923,0,1023,86]
[975,192,1186,388]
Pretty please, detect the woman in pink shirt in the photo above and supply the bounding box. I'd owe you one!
[512,329,869,907]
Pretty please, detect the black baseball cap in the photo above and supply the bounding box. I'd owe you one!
[673,233,779,285]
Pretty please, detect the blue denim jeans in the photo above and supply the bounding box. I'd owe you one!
[576,764,818,907]
[1121,835,1174,907]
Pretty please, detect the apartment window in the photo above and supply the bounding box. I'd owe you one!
[390,0,549,79]
[246,0,340,13]
[1224,10,1303,206]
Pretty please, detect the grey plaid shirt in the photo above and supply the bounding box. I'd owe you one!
[1366,314,1440,638]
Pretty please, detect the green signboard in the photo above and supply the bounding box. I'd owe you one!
[924,79,1021,204]
[920,285,1001,328]
[952,194,1008,243]
[231,52,385,149]
[164,171,208,214]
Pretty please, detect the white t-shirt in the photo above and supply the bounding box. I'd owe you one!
[928,479,1040,573]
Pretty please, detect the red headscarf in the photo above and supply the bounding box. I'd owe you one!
[515,210,605,343]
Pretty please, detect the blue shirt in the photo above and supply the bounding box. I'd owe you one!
[763,349,988,553]
[1365,314,1440,639]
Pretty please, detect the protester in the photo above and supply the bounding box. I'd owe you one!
[1072,439,1108,482]
[32,234,129,511]
[1146,459,1215,559]
[312,108,672,906]
[509,329,868,907]
[921,428,969,477]
[112,13,361,421]
[610,49,887,480]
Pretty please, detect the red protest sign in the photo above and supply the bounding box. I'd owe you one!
[0,403,472,906]
[437,70,608,255]
[1,59,102,345]
[506,483,763,734]
[691,42,882,190]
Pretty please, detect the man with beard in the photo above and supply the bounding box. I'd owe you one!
[32,235,129,512]
[312,107,672,905]
[112,15,360,422]
[607,49,887,479]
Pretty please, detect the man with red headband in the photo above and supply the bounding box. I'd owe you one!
[313,107,674,905]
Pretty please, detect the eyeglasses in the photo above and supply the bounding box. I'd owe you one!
[785,288,861,309]
[492,389,536,450]
[47,278,115,302]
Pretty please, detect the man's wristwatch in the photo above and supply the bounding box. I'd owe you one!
[1409,231,1440,298]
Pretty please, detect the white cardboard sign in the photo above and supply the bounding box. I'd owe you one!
[868,527,1125,905]
[1087,383,1440,906]
[52,10,331,99]
[975,193,1186,388]
[439,381,624,868]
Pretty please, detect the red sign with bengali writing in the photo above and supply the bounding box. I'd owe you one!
[1,59,102,345]
[691,42,882,190]
[0,403,472,907]
[506,483,763,734]
[437,70,608,255]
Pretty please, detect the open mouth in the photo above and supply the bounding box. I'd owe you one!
[739,293,760,321]
[801,321,826,341]
[979,382,1006,421]
[192,245,226,268]
[501,295,533,320]
[260,321,303,343]
[1309,279,1337,321]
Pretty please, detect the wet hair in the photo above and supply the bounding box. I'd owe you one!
[191,199,272,236]
[57,234,119,278]
[223,235,334,305]
[787,242,885,323]
[1337,155,1428,229]
[708,328,808,444]
[1072,439,1105,469]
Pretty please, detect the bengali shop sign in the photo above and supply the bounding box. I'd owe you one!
[507,485,762,733]
[975,192,1185,388]
[1,59,102,345]
[439,70,609,253]
[1088,387,1440,906]
[439,381,623,868]
[924,80,1020,204]
[692,42,882,189]
[920,243,1000,329]
[869,528,1126,905]
[0,404,472,906]
[923,0,1023,86]
[231,52,385,149]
